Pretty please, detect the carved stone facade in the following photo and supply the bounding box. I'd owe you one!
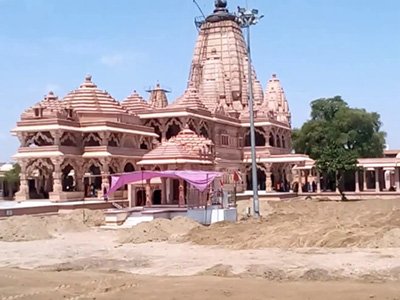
[12,1,312,202]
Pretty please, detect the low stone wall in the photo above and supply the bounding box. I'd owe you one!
[49,191,85,202]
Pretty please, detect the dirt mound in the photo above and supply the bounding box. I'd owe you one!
[118,217,201,244]
[199,264,235,277]
[185,199,400,249]
[0,215,53,242]
[0,209,105,242]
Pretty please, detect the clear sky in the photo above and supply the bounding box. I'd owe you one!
[0,0,399,162]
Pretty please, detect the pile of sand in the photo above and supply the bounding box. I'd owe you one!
[0,209,105,242]
[118,216,201,244]
[185,199,400,249]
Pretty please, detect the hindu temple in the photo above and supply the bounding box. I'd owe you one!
[11,1,314,204]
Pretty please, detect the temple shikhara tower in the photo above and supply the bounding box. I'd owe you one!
[11,1,311,203]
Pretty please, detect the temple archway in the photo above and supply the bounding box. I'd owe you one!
[246,165,267,191]
[140,139,149,149]
[269,132,275,147]
[124,163,135,173]
[84,164,101,197]
[187,119,197,134]
[244,129,266,147]
[60,132,77,147]
[84,133,101,147]
[136,190,146,206]
[200,126,209,138]
[153,125,162,143]
[26,159,54,199]
[166,122,181,140]
[276,135,281,148]
[152,189,162,205]
[108,133,120,147]
[27,132,54,147]
[62,164,76,192]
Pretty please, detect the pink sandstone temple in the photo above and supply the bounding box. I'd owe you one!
[10,1,399,204]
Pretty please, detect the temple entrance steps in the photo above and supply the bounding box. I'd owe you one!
[111,202,124,210]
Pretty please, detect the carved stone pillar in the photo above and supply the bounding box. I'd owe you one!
[145,179,152,207]
[100,158,110,197]
[99,132,111,147]
[355,170,360,193]
[52,130,61,146]
[375,168,380,192]
[161,178,167,205]
[17,133,28,147]
[74,160,84,192]
[50,157,63,201]
[363,168,368,191]
[316,170,321,194]
[298,170,303,195]
[395,168,400,192]
[128,184,135,207]
[178,179,185,207]
[265,163,272,193]
[15,160,29,201]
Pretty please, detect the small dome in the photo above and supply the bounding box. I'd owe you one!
[121,90,151,113]
[63,75,127,114]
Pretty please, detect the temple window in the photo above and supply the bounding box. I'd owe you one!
[34,108,43,118]
[282,136,286,148]
[221,134,229,146]
[65,109,73,119]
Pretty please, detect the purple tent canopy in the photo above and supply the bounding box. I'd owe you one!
[107,170,222,195]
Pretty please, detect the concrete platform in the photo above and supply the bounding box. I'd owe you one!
[0,199,128,218]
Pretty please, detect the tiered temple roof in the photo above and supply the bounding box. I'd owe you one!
[122,90,151,114]
[138,126,214,165]
[170,85,208,111]
[63,75,128,114]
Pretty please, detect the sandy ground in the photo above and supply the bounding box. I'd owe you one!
[1,268,400,300]
[0,199,400,299]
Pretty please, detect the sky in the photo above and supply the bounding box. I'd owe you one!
[0,0,399,162]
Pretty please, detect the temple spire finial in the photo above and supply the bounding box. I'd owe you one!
[215,0,227,9]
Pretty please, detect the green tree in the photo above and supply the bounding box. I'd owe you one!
[293,96,386,200]
[4,163,21,193]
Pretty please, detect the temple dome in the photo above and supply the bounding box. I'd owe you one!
[186,1,263,114]
[170,85,208,111]
[36,91,64,111]
[262,74,291,124]
[147,83,169,109]
[121,90,151,114]
[21,91,68,120]
[63,75,127,114]
[138,126,214,165]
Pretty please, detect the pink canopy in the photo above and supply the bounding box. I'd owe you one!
[107,170,222,195]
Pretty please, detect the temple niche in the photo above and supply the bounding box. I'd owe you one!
[12,0,312,203]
